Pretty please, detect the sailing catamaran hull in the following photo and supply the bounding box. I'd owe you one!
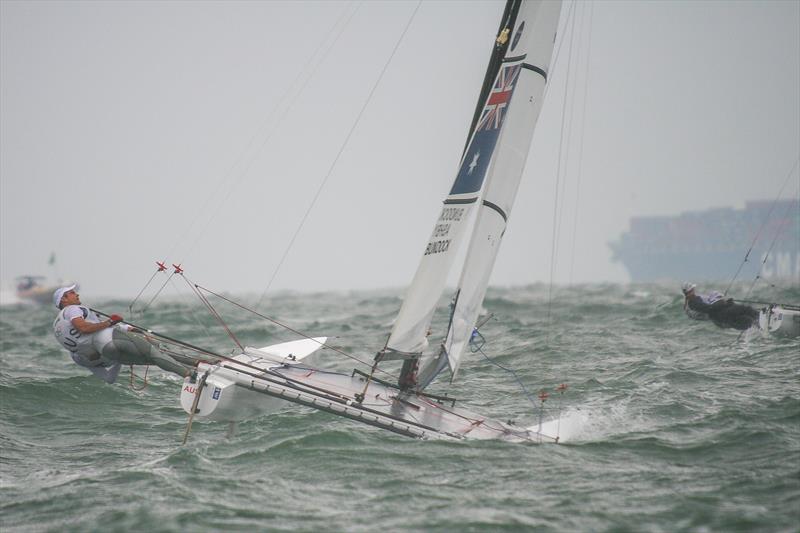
[182,359,558,442]
[180,337,327,421]
[759,306,800,337]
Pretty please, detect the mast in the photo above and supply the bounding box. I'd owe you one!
[441,0,562,383]
[379,0,523,390]
[462,1,521,158]
[380,0,561,391]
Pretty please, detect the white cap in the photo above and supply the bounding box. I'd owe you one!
[53,284,77,309]
[681,282,696,294]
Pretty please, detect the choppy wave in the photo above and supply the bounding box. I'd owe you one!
[1,283,798,531]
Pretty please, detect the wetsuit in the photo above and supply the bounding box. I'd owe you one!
[54,304,191,381]
[685,294,759,330]
[53,305,124,383]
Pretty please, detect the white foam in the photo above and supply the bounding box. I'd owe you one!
[527,403,639,444]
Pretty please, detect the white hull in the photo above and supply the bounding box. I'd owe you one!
[180,337,327,422]
[758,306,800,337]
[179,338,556,442]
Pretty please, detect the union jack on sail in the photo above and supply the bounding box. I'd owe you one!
[476,63,522,132]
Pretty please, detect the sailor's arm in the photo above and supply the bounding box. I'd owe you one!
[70,316,114,334]
[709,298,733,310]
[686,295,712,313]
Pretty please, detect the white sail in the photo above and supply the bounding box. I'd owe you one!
[384,10,520,356]
[384,183,481,356]
[445,0,561,379]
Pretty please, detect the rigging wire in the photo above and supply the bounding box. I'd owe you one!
[567,1,594,284]
[555,3,581,261]
[139,270,178,315]
[175,2,364,264]
[196,283,403,382]
[129,1,361,302]
[255,0,424,310]
[167,275,219,347]
[546,0,579,325]
[723,157,799,296]
[742,184,800,299]
[540,0,577,101]
[554,2,583,280]
[471,335,539,412]
[128,263,165,316]
[181,275,245,351]
[469,330,561,437]
[127,3,361,321]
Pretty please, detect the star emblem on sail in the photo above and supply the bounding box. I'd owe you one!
[468,152,480,174]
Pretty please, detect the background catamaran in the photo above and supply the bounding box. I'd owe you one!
[147,0,565,443]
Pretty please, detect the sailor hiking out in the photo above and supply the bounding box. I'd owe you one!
[681,282,759,331]
[52,285,192,383]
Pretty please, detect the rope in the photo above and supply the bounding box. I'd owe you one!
[167,276,218,347]
[195,283,402,382]
[724,157,799,296]
[128,268,163,317]
[164,2,362,267]
[743,185,800,300]
[546,0,579,325]
[568,1,594,284]
[471,334,540,413]
[468,325,563,442]
[129,365,149,391]
[181,275,244,351]
[542,0,578,91]
[255,0,423,310]
[555,4,580,263]
[139,271,176,315]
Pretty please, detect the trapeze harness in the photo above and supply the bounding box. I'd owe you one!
[53,305,117,366]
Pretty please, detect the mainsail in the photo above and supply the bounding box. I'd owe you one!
[383,4,524,361]
[444,0,561,380]
[386,0,562,388]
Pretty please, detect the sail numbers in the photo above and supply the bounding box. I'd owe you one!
[424,206,466,255]
[433,223,450,238]
[425,239,451,255]
[439,207,465,221]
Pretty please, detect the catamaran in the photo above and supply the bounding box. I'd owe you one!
[758,305,800,337]
[179,0,563,442]
[103,0,566,442]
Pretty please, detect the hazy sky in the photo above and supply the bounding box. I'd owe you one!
[2,0,798,299]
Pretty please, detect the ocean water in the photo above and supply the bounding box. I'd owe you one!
[1,283,798,532]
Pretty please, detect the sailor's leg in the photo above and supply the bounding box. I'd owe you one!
[148,350,192,377]
[107,329,192,377]
[91,328,116,358]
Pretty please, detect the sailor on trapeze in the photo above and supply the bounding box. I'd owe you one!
[681,282,759,331]
[52,285,191,383]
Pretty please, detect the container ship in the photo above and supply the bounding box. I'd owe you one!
[609,199,800,284]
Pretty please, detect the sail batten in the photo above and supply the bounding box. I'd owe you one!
[522,63,548,80]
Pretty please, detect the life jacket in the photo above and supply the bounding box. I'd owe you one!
[53,305,102,360]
